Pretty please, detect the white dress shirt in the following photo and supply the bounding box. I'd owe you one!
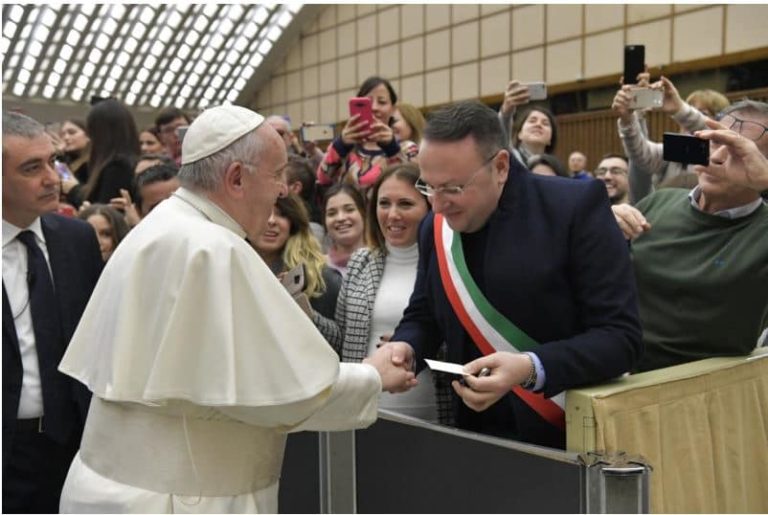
[2,217,52,419]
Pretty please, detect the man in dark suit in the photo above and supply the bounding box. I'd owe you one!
[390,101,642,448]
[3,111,103,512]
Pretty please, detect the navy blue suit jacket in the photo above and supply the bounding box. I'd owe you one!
[392,159,642,448]
[2,214,102,464]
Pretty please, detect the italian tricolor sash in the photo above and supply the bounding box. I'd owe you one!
[434,214,565,430]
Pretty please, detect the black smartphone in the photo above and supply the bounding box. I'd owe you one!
[663,133,709,165]
[623,45,645,84]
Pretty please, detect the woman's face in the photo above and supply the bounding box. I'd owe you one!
[376,176,428,248]
[255,208,291,257]
[518,110,552,148]
[60,122,89,153]
[139,131,165,155]
[392,109,412,141]
[366,83,395,125]
[325,192,364,247]
[87,213,115,262]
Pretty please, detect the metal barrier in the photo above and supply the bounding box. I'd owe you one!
[279,410,651,514]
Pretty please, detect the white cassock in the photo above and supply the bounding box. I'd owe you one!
[58,187,382,513]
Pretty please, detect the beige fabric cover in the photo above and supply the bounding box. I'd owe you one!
[570,349,768,513]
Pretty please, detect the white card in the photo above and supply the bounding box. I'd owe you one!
[424,359,469,376]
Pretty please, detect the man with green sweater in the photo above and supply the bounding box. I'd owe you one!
[613,100,768,372]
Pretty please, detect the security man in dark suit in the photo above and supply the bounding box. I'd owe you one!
[3,111,103,513]
[390,101,642,449]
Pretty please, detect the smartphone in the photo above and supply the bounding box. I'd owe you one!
[623,45,645,84]
[523,82,547,101]
[176,125,189,143]
[630,87,663,110]
[348,97,374,133]
[280,264,306,296]
[300,124,335,143]
[663,133,709,165]
[55,160,73,181]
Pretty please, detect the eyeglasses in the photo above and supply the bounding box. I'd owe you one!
[594,166,628,177]
[718,114,768,142]
[415,152,498,197]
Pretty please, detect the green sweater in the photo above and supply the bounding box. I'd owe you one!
[632,189,768,372]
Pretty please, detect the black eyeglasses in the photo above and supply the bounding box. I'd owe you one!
[718,114,768,142]
[594,166,628,177]
[415,151,499,197]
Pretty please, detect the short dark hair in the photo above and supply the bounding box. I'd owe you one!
[423,100,507,160]
[134,164,178,213]
[357,76,398,106]
[286,155,316,203]
[137,152,175,167]
[155,107,190,129]
[599,152,628,164]
[366,163,427,254]
[511,105,558,154]
[527,153,569,178]
[322,183,367,232]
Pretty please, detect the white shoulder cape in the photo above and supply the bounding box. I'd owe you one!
[59,188,339,406]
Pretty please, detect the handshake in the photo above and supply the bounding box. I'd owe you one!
[363,341,418,393]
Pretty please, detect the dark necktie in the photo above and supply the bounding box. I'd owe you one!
[16,230,70,443]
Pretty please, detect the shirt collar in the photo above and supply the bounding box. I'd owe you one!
[172,187,247,239]
[687,185,764,219]
[2,217,44,248]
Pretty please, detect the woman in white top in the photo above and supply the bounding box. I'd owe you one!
[315,164,452,423]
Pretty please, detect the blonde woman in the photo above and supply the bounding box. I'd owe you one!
[253,194,342,319]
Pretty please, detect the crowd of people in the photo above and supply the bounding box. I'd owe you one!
[3,70,767,513]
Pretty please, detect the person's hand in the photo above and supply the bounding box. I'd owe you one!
[695,118,768,191]
[656,76,684,115]
[451,352,532,412]
[611,85,636,124]
[78,200,92,213]
[367,120,395,146]
[620,69,650,87]
[501,80,531,116]
[364,341,418,393]
[61,176,79,195]
[612,204,651,240]
[340,114,371,146]
[110,189,141,227]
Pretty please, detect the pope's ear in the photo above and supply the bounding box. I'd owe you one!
[222,161,246,198]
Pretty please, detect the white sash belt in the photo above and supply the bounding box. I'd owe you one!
[79,397,286,496]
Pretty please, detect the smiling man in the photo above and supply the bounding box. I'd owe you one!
[595,153,630,205]
[389,101,642,448]
[612,100,768,372]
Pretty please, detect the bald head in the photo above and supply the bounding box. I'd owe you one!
[265,115,293,149]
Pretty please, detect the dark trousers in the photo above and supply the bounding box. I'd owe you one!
[2,427,79,514]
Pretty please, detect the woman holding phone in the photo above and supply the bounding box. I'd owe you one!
[253,194,342,320]
[317,76,418,192]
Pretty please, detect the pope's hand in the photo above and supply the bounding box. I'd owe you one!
[364,341,418,393]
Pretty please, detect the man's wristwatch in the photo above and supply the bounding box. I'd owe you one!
[520,353,537,390]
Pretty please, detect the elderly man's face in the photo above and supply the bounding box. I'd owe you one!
[240,125,289,240]
[695,108,768,202]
